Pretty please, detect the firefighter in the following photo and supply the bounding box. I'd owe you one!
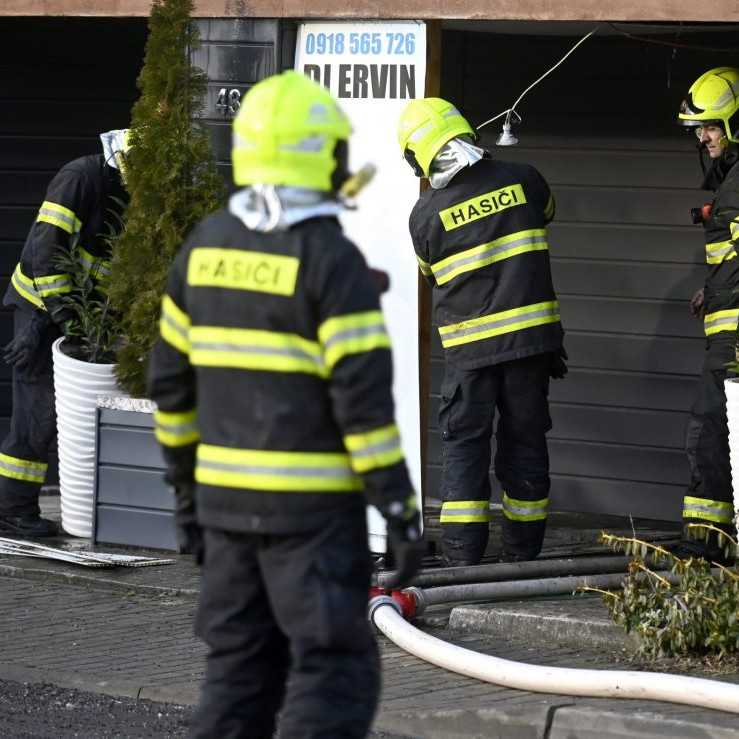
[0,129,129,538]
[672,67,739,563]
[147,71,423,739]
[398,98,565,567]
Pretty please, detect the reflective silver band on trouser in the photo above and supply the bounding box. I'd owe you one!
[502,492,548,522]
[683,497,733,524]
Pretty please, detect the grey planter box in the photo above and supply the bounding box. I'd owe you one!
[93,401,177,551]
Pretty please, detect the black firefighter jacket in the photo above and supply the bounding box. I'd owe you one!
[700,147,739,342]
[4,153,127,323]
[409,158,564,369]
[147,211,415,535]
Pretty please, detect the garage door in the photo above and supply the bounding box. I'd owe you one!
[429,25,736,521]
[0,17,147,471]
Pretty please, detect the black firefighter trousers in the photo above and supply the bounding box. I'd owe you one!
[684,337,736,533]
[439,353,552,565]
[190,513,380,739]
[0,308,59,517]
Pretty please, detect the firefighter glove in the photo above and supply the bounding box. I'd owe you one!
[549,346,568,380]
[3,311,52,371]
[383,506,424,590]
[172,481,204,564]
[690,288,705,319]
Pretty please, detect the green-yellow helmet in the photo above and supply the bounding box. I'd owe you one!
[678,67,739,143]
[232,71,352,190]
[397,98,476,177]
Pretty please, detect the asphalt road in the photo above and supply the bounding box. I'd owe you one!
[0,679,412,739]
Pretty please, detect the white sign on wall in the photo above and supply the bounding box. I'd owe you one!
[295,21,426,551]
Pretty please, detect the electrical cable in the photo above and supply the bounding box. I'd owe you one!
[476,26,600,132]
[606,22,739,54]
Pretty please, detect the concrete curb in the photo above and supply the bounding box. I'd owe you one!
[0,662,199,707]
[0,562,198,599]
[374,705,739,739]
[447,602,637,650]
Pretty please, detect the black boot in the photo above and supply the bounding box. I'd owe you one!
[0,514,59,538]
[667,527,736,566]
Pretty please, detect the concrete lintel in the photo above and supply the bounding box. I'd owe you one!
[2,1,739,22]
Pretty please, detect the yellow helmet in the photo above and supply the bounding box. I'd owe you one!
[678,67,739,143]
[397,98,476,177]
[232,71,352,191]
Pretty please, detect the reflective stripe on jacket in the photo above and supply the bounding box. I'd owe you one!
[701,155,739,339]
[4,154,126,319]
[409,158,563,368]
[148,212,413,534]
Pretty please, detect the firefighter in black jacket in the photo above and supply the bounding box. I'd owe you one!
[672,67,739,563]
[148,71,422,739]
[0,130,129,537]
[398,98,565,566]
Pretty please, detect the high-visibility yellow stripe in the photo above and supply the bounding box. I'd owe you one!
[154,408,200,448]
[683,496,734,524]
[189,326,326,377]
[502,491,548,522]
[439,301,560,349]
[35,273,72,298]
[10,264,45,309]
[187,247,300,296]
[431,228,548,286]
[343,423,404,473]
[318,310,391,370]
[0,453,47,483]
[78,246,111,280]
[705,239,737,264]
[704,308,739,336]
[438,183,527,232]
[730,218,739,242]
[160,295,191,354]
[196,444,362,492]
[36,201,81,235]
[440,500,491,523]
[416,255,433,277]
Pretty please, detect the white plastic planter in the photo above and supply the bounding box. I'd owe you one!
[52,338,123,537]
[725,378,739,526]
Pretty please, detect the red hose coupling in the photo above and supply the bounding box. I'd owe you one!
[369,585,387,600]
[390,589,417,619]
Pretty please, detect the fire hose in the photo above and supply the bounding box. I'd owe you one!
[368,570,739,714]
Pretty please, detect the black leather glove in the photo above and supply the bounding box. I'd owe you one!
[172,481,204,564]
[383,508,424,590]
[3,311,52,371]
[549,346,568,380]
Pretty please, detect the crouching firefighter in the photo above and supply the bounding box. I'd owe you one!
[672,67,739,564]
[148,71,424,739]
[0,129,130,537]
[398,98,566,566]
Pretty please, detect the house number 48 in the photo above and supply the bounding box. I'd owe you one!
[216,88,241,116]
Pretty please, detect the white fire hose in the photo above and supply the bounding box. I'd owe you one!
[368,579,739,714]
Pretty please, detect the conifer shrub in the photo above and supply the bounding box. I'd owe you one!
[587,525,738,660]
[108,0,224,397]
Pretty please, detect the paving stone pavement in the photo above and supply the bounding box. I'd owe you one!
[0,575,738,738]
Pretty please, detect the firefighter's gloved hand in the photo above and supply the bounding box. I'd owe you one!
[690,288,705,319]
[3,311,51,370]
[172,482,204,564]
[549,346,568,380]
[383,508,424,590]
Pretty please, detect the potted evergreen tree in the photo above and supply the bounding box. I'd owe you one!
[52,210,127,537]
[89,0,223,548]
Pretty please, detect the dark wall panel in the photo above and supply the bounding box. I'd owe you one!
[432,28,729,521]
[0,18,147,482]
